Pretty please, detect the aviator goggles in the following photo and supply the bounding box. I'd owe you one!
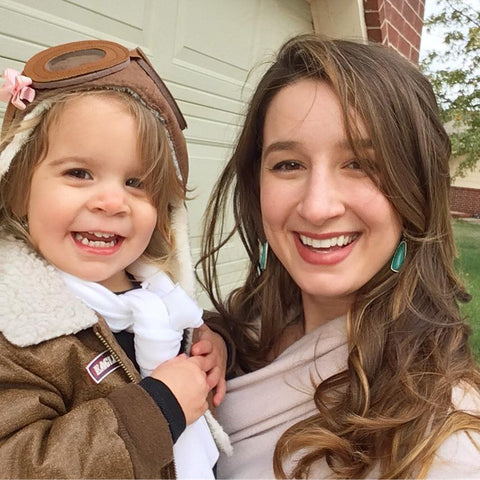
[0,39,188,183]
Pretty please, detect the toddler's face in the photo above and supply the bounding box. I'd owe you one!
[27,95,157,292]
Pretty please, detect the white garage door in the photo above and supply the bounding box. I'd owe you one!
[0,0,313,305]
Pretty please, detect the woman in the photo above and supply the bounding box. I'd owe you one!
[199,35,480,478]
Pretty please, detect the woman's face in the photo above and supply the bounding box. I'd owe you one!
[260,79,402,323]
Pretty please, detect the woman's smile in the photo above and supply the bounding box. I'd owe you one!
[297,232,359,250]
[294,231,360,266]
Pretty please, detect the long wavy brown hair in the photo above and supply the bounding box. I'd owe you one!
[199,35,480,478]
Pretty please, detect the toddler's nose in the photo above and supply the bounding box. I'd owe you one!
[87,186,130,216]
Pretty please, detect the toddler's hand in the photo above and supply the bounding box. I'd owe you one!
[150,354,209,425]
[191,324,227,407]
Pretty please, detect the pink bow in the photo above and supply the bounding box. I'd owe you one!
[0,68,36,110]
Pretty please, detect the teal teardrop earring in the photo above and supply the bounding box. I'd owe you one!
[257,241,269,275]
[390,239,407,273]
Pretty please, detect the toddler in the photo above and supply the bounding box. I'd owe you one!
[0,40,229,479]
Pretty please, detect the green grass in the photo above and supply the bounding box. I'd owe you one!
[452,220,480,359]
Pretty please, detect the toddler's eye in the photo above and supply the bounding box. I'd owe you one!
[67,169,92,179]
[126,178,143,188]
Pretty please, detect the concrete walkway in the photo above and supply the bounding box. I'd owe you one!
[457,217,480,226]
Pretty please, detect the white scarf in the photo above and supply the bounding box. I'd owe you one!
[59,268,202,376]
[58,268,219,479]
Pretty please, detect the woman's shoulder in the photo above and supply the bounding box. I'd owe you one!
[426,382,480,478]
[452,381,480,414]
[429,429,480,478]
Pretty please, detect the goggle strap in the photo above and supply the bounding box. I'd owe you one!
[133,48,187,131]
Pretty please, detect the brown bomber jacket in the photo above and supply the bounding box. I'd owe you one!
[0,234,177,478]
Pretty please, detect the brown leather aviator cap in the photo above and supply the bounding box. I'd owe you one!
[2,39,188,185]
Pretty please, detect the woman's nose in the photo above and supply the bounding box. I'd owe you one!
[87,185,130,216]
[296,170,345,224]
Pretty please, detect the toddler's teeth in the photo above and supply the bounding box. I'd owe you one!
[75,232,118,248]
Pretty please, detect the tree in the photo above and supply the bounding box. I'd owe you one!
[421,0,480,178]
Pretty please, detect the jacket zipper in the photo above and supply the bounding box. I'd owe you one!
[95,329,179,478]
[94,330,137,383]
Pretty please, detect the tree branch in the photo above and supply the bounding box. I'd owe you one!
[445,0,480,28]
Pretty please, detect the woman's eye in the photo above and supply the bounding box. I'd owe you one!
[345,160,362,170]
[66,169,92,179]
[272,161,302,171]
[126,177,143,188]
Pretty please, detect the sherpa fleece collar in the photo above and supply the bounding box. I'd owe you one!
[0,234,98,347]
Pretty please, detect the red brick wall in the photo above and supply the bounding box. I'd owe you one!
[450,186,480,217]
[364,0,425,63]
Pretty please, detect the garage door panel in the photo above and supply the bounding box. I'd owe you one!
[174,0,260,81]
[196,253,249,306]
[153,0,312,106]
[11,0,147,45]
[187,145,235,221]
[66,0,145,29]
[180,113,240,150]
[0,4,92,51]
[170,81,244,118]
[0,34,34,69]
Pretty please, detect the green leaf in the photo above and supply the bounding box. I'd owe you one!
[423,0,480,175]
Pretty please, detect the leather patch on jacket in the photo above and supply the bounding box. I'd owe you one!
[86,350,120,384]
